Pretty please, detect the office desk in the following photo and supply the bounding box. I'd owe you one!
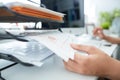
[0,39,97,80]
[1,55,97,80]
[0,36,118,80]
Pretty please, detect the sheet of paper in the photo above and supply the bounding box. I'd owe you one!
[77,34,102,48]
[27,32,81,62]
[27,32,105,62]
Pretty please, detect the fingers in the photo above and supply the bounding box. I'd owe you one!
[93,27,103,36]
[63,59,81,73]
[71,44,96,54]
[94,27,103,32]
[63,54,89,74]
[93,28,98,35]
[98,30,104,38]
[74,53,88,63]
[71,44,106,56]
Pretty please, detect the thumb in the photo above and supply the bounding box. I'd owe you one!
[71,44,96,55]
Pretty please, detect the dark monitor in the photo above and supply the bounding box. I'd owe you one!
[41,0,84,28]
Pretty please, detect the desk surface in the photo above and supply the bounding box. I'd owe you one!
[1,55,97,80]
[0,34,118,80]
[0,39,97,80]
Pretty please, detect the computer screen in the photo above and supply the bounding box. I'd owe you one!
[41,0,84,28]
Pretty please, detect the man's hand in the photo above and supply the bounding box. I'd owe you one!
[64,44,116,77]
[93,27,106,39]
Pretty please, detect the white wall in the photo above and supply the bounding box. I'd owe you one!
[84,0,120,25]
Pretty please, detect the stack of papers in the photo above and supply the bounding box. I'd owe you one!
[0,1,65,22]
[0,40,53,67]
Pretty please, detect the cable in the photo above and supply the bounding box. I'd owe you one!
[5,31,29,42]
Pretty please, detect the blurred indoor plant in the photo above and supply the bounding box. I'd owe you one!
[112,8,120,18]
[99,8,120,29]
[99,12,112,29]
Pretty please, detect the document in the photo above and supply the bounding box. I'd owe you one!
[0,40,53,67]
[27,31,104,62]
[27,32,86,62]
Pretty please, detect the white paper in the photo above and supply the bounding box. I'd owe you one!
[27,32,81,62]
[0,40,53,67]
[27,32,104,62]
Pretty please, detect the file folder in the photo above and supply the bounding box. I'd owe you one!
[11,6,63,22]
[0,1,65,23]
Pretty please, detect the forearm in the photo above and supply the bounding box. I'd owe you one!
[107,59,120,80]
[104,35,120,44]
